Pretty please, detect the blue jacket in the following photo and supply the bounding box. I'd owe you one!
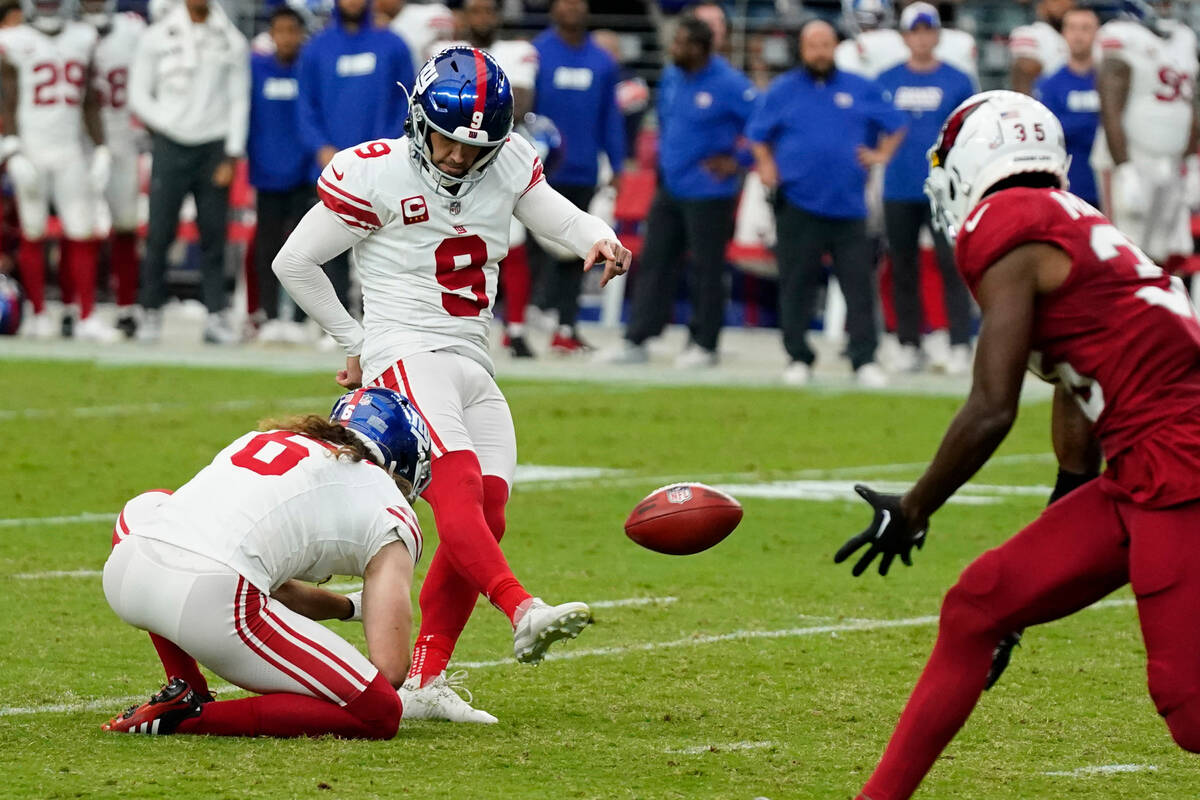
[657,56,757,199]
[1036,65,1101,207]
[248,52,312,191]
[877,62,975,202]
[747,67,905,219]
[533,29,626,187]
[296,1,414,173]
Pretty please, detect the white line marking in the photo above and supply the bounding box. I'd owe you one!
[0,597,1136,717]
[0,512,116,529]
[1043,764,1158,777]
[665,740,775,755]
[0,395,335,422]
[591,596,677,609]
[10,569,103,579]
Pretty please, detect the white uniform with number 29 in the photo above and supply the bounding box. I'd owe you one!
[0,21,101,239]
[274,131,616,484]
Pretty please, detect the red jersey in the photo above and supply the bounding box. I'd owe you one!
[956,187,1200,507]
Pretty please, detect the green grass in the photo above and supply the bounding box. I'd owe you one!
[0,358,1193,799]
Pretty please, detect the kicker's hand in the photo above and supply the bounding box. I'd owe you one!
[583,238,632,287]
[834,484,928,576]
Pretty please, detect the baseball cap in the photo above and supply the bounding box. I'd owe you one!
[900,2,940,30]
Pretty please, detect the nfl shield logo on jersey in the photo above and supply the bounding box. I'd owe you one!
[402,196,429,225]
[449,200,462,216]
[666,485,693,504]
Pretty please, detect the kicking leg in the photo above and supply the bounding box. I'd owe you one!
[858,482,1130,800]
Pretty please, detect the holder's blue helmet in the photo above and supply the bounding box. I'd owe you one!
[0,275,22,336]
[330,388,433,502]
[515,112,564,181]
[405,46,514,197]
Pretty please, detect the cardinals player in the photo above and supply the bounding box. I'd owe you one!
[1010,0,1072,94]
[80,0,145,338]
[837,90,1200,800]
[274,47,630,723]
[434,0,540,357]
[102,388,430,738]
[0,0,116,341]
[1091,2,1198,268]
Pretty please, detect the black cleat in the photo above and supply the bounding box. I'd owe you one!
[506,333,535,358]
[101,677,203,734]
[984,630,1023,690]
[60,313,75,339]
[115,313,138,339]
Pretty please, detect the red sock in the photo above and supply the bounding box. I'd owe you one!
[64,239,99,318]
[500,244,531,326]
[149,633,211,699]
[18,237,45,313]
[111,232,139,308]
[423,452,530,621]
[175,672,400,739]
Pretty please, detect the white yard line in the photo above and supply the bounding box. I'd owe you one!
[1043,764,1158,777]
[0,597,1136,717]
[0,512,116,529]
[10,569,103,579]
[0,395,335,422]
[664,740,775,755]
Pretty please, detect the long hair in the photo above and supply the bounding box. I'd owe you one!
[261,415,375,465]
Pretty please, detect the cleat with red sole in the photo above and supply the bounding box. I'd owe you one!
[549,331,592,354]
[102,677,203,735]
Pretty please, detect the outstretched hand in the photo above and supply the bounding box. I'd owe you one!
[583,238,632,287]
[834,484,928,577]
[338,355,363,389]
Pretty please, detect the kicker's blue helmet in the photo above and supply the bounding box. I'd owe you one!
[330,388,433,502]
[405,46,514,197]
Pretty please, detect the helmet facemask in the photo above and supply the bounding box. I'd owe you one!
[80,0,116,31]
[406,95,508,199]
[26,0,65,33]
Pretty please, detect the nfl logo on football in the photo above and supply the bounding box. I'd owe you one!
[666,485,693,504]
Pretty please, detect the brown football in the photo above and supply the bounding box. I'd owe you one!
[624,483,743,555]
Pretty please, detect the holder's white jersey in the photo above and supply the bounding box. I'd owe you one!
[1098,19,1198,159]
[129,430,422,594]
[434,38,538,90]
[1009,20,1068,77]
[92,13,146,157]
[392,2,455,72]
[834,27,978,81]
[0,21,97,158]
[316,133,547,379]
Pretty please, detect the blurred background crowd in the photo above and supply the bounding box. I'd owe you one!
[2,0,1198,389]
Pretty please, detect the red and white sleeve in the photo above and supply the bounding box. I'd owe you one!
[317,152,390,233]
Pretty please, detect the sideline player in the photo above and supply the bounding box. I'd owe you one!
[837,90,1200,800]
[274,47,631,723]
[0,0,116,341]
[81,0,145,338]
[434,0,540,357]
[1091,3,1198,267]
[102,388,431,738]
[1009,0,1072,94]
[835,0,978,82]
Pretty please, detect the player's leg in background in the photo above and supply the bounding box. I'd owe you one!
[253,188,288,325]
[53,156,105,329]
[547,183,596,350]
[883,199,926,367]
[12,160,50,332]
[857,481,1130,800]
[107,149,142,335]
[774,201,829,370]
[500,218,533,354]
[103,535,399,739]
[140,134,193,341]
[927,204,974,353]
[679,194,736,359]
[190,140,233,341]
[622,186,686,351]
[1124,500,1200,753]
[829,215,881,372]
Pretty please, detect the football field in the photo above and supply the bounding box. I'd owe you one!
[0,356,1193,799]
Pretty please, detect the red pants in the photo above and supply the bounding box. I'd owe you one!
[862,480,1200,800]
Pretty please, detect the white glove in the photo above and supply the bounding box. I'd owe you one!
[344,590,363,622]
[1184,154,1200,211]
[6,152,40,198]
[89,144,112,194]
[1112,161,1146,216]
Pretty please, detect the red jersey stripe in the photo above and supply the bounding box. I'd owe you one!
[318,184,382,229]
[318,175,372,208]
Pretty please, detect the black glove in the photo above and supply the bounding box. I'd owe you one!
[834,484,928,576]
[1048,469,1098,505]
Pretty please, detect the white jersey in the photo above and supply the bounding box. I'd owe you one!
[130,430,422,594]
[317,133,546,377]
[1098,19,1198,158]
[434,38,538,90]
[91,13,146,156]
[392,2,455,72]
[835,27,977,81]
[0,21,97,159]
[1009,20,1068,78]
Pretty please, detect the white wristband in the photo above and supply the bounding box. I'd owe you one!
[344,590,363,622]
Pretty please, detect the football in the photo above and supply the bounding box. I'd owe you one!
[624,483,743,555]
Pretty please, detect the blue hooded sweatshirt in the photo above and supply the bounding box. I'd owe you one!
[296,0,414,173]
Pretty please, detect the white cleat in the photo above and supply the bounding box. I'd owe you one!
[75,314,122,344]
[855,362,889,388]
[513,598,591,664]
[782,360,811,387]
[26,312,55,339]
[398,670,498,724]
